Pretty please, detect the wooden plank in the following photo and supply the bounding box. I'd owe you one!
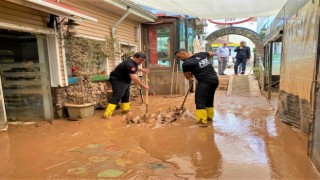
[0,20,54,35]
[62,0,139,41]
[3,89,50,95]
[3,80,49,86]
[5,106,44,110]
[62,1,134,23]
[0,0,47,16]
[3,72,48,77]
[0,12,46,27]
[0,1,45,14]
[0,6,45,22]
[75,30,106,39]
[82,21,138,36]
[77,22,136,37]
[0,63,46,68]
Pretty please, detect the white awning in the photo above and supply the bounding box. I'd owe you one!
[25,0,98,22]
[130,0,287,19]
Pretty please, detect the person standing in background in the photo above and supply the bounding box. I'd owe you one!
[216,42,229,75]
[234,41,251,75]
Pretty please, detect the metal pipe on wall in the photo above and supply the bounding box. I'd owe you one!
[268,42,273,100]
[111,7,131,38]
[111,7,131,64]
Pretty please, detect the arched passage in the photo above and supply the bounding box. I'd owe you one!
[205,27,264,62]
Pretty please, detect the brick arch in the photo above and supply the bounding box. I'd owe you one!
[205,27,264,62]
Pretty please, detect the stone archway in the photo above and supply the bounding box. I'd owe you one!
[205,27,264,62]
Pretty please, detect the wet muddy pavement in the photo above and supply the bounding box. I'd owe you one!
[1,91,320,179]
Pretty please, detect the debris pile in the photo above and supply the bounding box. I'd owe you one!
[126,107,195,125]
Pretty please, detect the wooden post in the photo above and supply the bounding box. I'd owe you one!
[176,65,179,94]
[145,73,149,114]
[170,58,176,94]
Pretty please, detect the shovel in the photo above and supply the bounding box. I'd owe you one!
[179,80,194,110]
[139,88,144,104]
[138,76,144,104]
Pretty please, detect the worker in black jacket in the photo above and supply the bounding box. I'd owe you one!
[234,41,251,75]
[175,49,219,127]
[104,52,149,118]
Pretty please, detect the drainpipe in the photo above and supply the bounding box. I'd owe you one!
[111,6,131,66]
[112,7,131,38]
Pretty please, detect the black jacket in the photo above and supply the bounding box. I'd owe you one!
[234,46,251,59]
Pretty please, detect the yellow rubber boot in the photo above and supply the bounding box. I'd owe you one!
[120,102,130,114]
[103,103,117,118]
[195,109,208,127]
[206,107,214,122]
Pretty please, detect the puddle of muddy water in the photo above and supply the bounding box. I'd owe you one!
[0,93,320,179]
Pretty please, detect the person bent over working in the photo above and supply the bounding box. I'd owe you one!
[103,52,149,118]
[175,49,219,127]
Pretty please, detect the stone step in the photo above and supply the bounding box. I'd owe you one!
[217,75,230,91]
[219,81,229,86]
[218,86,228,90]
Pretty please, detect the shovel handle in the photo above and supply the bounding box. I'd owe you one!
[145,74,149,114]
[180,83,193,110]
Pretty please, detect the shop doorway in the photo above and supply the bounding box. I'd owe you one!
[0,29,53,121]
[264,37,282,103]
[144,24,174,68]
[310,29,320,171]
[142,22,181,95]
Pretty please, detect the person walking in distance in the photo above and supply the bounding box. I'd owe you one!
[103,52,149,118]
[234,41,251,75]
[175,49,219,127]
[216,42,229,75]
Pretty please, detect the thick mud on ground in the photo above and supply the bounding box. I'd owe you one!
[0,91,319,179]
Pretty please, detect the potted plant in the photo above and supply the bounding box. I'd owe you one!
[64,35,107,120]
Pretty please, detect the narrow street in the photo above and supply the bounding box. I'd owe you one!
[0,0,319,179]
[1,90,319,179]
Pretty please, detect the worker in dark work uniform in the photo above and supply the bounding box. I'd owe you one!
[104,52,149,118]
[175,49,219,127]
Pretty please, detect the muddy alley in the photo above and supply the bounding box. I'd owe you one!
[0,91,319,179]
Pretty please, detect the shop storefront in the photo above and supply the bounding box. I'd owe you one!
[265,0,320,171]
[0,30,53,121]
[142,16,199,95]
[0,0,97,122]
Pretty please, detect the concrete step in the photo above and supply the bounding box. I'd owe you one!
[218,76,230,91]
[219,82,229,86]
[218,86,228,90]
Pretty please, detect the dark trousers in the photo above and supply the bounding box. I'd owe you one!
[195,79,219,109]
[234,58,247,74]
[109,80,130,104]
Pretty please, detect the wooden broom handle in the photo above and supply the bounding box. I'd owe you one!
[145,73,149,114]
